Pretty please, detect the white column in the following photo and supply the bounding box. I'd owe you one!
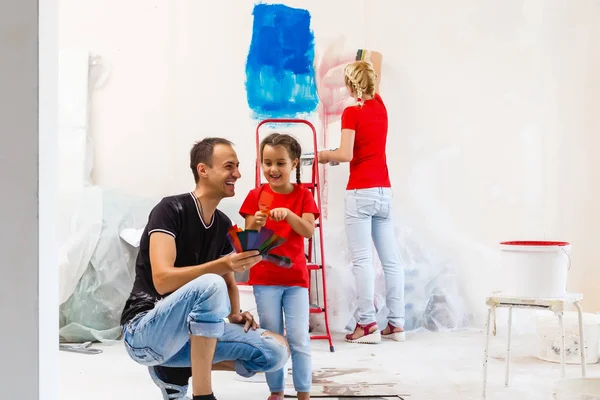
[0,0,58,399]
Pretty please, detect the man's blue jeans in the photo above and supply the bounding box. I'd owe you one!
[122,274,290,378]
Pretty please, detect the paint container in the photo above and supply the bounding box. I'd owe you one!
[536,311,600,364]
[553,378,600,399]
[237,284,258,320]
[499,241,571,298]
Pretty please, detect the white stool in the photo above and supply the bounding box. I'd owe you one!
[482,293,586,399]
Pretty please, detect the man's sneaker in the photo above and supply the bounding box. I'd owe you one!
[148,366,191,400]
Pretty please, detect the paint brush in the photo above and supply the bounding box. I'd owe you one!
[258,190,274,216]
[303,150,340,166]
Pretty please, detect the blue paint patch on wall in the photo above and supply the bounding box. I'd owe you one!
[245,3,319,119]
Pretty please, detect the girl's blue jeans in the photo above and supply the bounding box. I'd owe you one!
[253,285,311,393]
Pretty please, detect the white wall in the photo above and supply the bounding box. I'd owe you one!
[363,0,600,320]
[1,0,59,398]
[59,0,600,327]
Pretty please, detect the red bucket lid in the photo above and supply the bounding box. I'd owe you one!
[500,240,570,246]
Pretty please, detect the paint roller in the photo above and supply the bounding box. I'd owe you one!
[300,149,340,166]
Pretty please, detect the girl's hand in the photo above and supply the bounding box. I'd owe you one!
[253,210,267,227]
[270,208,289,222]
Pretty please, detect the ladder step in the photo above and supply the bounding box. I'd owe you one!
[307,263,321,271]
[302,182,316,189]
[309,305,324,314]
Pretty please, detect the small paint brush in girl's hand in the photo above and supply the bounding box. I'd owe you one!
[258,190,274,216]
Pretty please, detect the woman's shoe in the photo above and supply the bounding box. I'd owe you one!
[345,322,381,344]
[381,322,406,342]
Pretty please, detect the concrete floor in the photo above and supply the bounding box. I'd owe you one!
[60,329,600,400]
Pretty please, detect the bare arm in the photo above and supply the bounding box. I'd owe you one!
[223,272,240,317]
[319,129,355,164]
[245,213,266,231]
[369,51,383,95]
[358,49,383,94]
[285,212,315,238]
[245,215,254,229]
[150,232,261,295]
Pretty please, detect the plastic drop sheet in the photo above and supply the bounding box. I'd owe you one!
[59,189,157,343]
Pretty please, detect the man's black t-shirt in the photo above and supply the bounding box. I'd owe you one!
[120,192,234,326]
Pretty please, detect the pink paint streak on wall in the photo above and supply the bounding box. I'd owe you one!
[315,38,356,218]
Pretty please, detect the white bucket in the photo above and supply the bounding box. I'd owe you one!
[237,284,258,319]
[553,378,600,400]
[499,241,571,298]
[536,311,600,364]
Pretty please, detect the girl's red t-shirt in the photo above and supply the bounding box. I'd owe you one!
[239,183,320,288]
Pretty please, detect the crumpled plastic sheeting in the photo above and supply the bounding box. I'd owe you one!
[59,189,157,343]
[59,186,103,305]
[317,214,485,333]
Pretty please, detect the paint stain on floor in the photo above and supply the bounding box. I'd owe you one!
[284,367,405,398]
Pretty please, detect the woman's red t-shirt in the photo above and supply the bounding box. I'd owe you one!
[239,184,320,288]
[341,93,391,190]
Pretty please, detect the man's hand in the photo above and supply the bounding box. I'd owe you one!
[223,250,262,273]
[270,208,289,222]
[253,210,268,227]
[229,311,259,332]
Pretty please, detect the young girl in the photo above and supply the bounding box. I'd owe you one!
[240,133,319,400]
[318,52,406,344]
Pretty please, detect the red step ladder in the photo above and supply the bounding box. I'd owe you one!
[255,118,335,353]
